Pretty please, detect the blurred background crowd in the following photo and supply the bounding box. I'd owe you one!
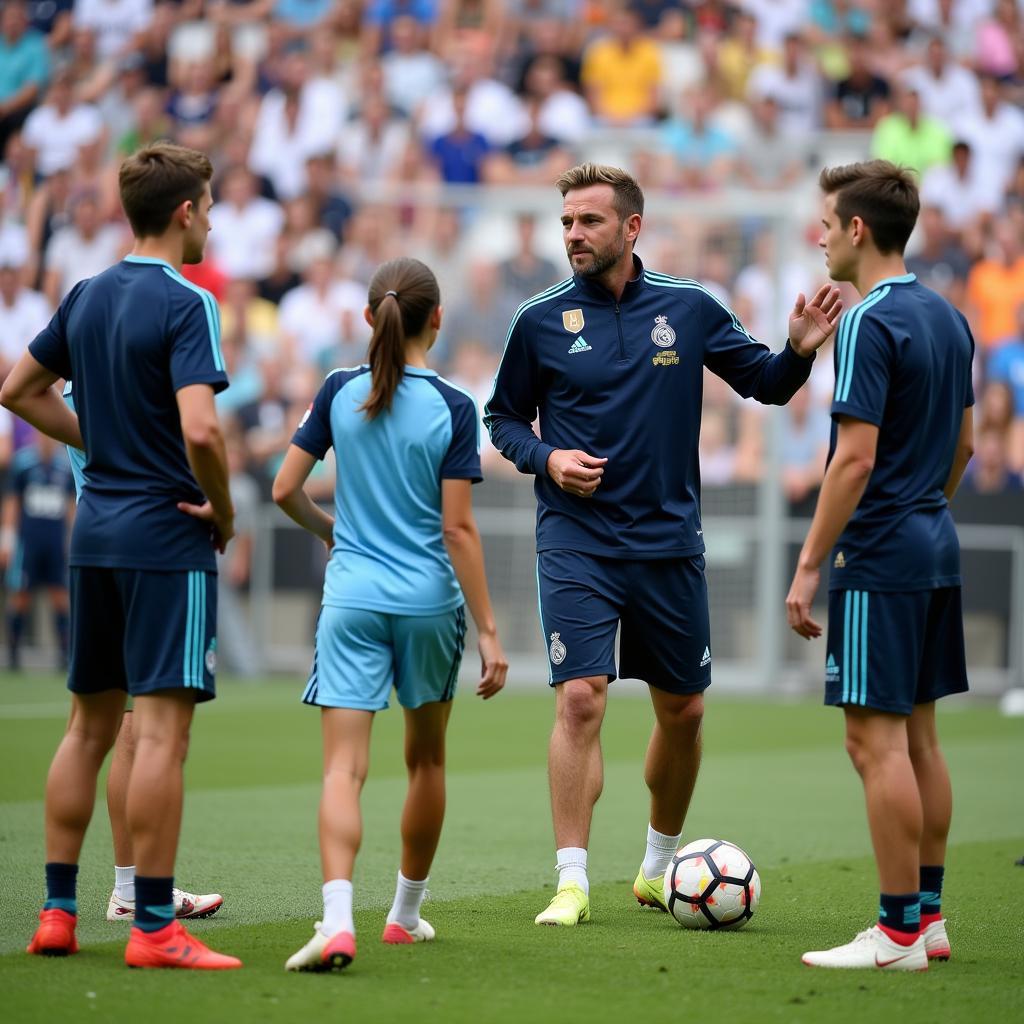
[0,0,1023,518]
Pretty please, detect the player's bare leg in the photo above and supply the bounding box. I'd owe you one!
[844,708,922,893]
[382,701,452,945]
[908,701,953,959]
[535,676,607,925]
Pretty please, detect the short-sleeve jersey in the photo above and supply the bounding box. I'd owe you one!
[29,255,229,571]
[7,445,75,547]
[828,274,974,591]
[291,365,482,614]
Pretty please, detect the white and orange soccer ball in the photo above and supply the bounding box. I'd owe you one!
[663,838,761,930]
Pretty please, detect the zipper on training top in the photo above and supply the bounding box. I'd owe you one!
[614,303,625,360]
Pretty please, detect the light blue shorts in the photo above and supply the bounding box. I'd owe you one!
[302,605,466,711]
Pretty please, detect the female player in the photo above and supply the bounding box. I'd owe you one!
[273,257,508,972]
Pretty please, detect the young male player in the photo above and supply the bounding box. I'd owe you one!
[787,160,975,971]
[3,142,240,969]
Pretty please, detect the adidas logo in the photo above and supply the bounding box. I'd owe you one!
[826,653,840,681]
[700,646,711,668]
[834,551,846,568]
[567,336,592,354]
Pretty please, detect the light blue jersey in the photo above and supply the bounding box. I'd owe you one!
[291,365,482,615]
[63,382,86,501]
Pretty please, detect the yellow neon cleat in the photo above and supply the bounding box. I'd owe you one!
[633,868,668,912]
[534,883,591,926]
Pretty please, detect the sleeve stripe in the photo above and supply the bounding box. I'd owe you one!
[643,272,754,341]
[162,267,225,373]
[835,286,889,403]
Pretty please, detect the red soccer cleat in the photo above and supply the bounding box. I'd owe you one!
[124,921,242,970]
[27,908,79,957]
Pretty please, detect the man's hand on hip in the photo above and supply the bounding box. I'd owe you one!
[546,450,608,498]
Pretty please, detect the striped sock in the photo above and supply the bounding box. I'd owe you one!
[44,862,78,914]
[920,865,944,926]
[878,892,920,943]
[134,876,175,932]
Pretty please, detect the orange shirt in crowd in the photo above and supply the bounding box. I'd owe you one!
[966,257,1024,347]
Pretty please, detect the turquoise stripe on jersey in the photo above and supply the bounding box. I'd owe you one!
[833,313,853,406]
[836,287,889,402]
[643,271,754,340]
[535,557,552,685]
[184,572,195,687]
[842,591,852,704]
[859,591,869,706]
[161,267,225,372]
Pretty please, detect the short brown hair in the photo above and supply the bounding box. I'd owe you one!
[555,163,644,221]
[818,160,920,255]
[119,142,213,239]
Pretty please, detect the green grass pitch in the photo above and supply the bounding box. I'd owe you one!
[1,673,1022,1023]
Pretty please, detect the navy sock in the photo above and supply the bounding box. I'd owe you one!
[134,876,175,933]
[44,862,78,914]
[920,865,944,917]
[879,892,920,934]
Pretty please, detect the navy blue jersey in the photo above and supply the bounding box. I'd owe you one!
[7,445,75,547]
[292,365,481,614]
[28,255,229,571]
[828,274,974,591]
[484,257,814,558]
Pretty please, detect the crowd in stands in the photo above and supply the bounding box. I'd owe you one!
[0,0,1023,507]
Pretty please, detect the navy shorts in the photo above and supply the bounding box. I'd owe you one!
[825,587,968,716]
[6,537,67,591]
[537,549,712,694]
[68,567,217,703]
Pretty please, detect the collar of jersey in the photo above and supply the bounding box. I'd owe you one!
[404,367,438,377]
[123,254,178,273]
[870,272,916,289]
[572,254,647,304]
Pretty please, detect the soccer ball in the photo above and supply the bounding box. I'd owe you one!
[663,838,761,930]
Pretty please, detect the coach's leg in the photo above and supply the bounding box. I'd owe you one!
[319,708,374,881]
[645,688,704,837]
[844,708,921,894]
[45,690,126,863]
[549,675,609,849]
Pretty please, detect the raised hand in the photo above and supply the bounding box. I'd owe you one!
[788,285,843,357]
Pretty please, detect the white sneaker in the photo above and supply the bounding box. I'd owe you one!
[381,918,436,944]
[106,887,224,922]
[922,918,951,961]
[802,926,928,971]
[285,922,356,972]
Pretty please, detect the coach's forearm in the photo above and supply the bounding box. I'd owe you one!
[184,435,234,521]
[444,522,498,636]
[484,414,554,477]
[797,455,872,571]
[753,343,814,406]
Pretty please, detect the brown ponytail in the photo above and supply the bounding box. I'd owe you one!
[361,257,440,419]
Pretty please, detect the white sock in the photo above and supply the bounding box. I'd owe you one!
[114,865,135,902]
[556,847,589,895]
[641,825,681,881]
[386,871,428,929]
[322,879,354,936]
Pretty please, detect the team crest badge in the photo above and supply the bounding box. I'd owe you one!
[549,632,566,665]
[562,309,585,333]
[205,638,217,674]
[651,315,676,348]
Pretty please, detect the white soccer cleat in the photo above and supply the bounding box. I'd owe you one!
[381,918,436,944]
[802,926,928,971]
[922,918,951,961]
[106,887,223,921]
[285,922,356,972]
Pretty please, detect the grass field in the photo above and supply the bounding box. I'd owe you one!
[1,672,1022,1024]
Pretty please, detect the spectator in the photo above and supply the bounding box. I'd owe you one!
[0,0,51,155]
[973,0,1020,81]
[966,223,1024,351]
[748,32,821,138]
[21,65,104,179]
[987,302,1024,470]
[951,75,1024,202]
[484,98,573,185]
[962,424,1023,494]
[697,404,737,486]
[713,11,771,103]
[734,95,805,190]
[445,339,508,474]
[522,53,590,145]
[742,0,807,50]
[901,35,980,124]
[361,0,440,57]
[826,34,891,130]
[219,276,282,363]
[580,4,662,126]
[303,151,353,241]
[497,214,561,310]
[337,92,411,184]
[920,141,997,234]
[434,259,516,367]
[870,85,951,178]
[72,0,154,61]
[779,384,830,504]
[428,87,492,184]
[0,228,51,380]
[733,229,815,344]
[209,165,286,282]
[905,205,970,306]
[42,189,124,305]
[380,15,446,117]
[655,84,738,191]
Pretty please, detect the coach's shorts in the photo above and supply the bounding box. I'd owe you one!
[536,549,711,694]
[825,587,968,716]
[68,567,217,703]
[6,538,67,591]
[303,605,466,711]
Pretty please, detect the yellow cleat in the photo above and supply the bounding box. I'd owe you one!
[633,868,668,912]
[534,883,590,926]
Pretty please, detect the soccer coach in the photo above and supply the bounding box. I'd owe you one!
[483,163,842,927]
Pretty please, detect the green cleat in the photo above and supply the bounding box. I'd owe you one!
[633,868,668,912]
[534,883,591,926]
